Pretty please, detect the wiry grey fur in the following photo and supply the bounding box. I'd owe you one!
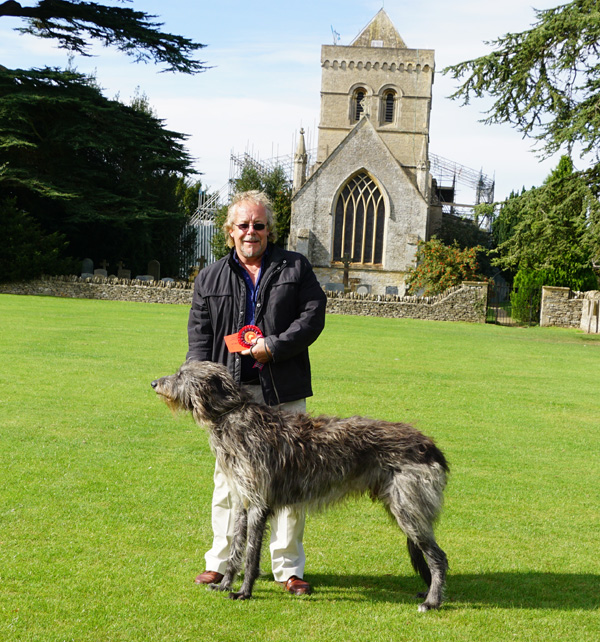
[152,360,449,611]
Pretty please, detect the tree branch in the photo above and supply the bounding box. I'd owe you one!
[1,1,207,74]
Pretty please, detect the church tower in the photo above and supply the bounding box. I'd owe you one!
[316,9,434,176]
[289,10,441,295]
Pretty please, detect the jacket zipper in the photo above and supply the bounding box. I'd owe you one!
[255,259,286,405]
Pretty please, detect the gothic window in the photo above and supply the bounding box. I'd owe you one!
[353,88,366,121]
[333,173,385,265]
[383,90,396,123]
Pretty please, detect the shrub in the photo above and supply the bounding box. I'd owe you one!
[511,266,598,323]
[405,238,485,296]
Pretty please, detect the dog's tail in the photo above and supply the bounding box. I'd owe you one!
[407,538,431,587]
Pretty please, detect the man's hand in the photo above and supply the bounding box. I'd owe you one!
[241,337,272,364]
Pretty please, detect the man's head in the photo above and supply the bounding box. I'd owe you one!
[224,191,277,261]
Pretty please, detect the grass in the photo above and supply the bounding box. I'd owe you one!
[1,293,599,641]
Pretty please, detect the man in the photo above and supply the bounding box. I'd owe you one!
[187,190,327,595]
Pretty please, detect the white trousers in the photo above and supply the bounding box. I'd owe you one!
[204,389,307,582]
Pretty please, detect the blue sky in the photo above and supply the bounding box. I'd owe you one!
[1,0,568,201]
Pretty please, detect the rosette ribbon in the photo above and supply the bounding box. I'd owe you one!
[224,325,265,370]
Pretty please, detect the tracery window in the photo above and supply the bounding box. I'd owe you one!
[333,172,385,265]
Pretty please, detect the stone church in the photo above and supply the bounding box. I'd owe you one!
[289,10,442,295]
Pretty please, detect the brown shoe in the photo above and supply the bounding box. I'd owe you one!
[283,575,312,596]
[194,570,224,585]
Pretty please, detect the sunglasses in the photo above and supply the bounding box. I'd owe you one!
[234,222,267,231]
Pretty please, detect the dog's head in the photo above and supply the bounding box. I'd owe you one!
[151,361,247,423]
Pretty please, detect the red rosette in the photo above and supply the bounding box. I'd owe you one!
[237,325,263,349]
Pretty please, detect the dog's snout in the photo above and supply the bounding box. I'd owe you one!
[151,380,158,389]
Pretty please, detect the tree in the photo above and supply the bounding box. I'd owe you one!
[405,238,485,297]
[490,157,599,320]
[492,156,599,273]
[0,195,76,282]
[444,0,600,160]
[490,189,525,251]
[1,2,207,278]
[0,0,206,74]
[438,210,491,250]
[0,67,196,275]
[445,0,600,273]
[211,205,229,261]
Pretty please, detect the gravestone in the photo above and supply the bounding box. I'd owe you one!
[356,284,371,295]
[385,286,399,296]
[94,268,108,277]
[116,261,131,280]
[296,228,310,257]
[148,260,160,282]
[81,258,93,277]
[325,282,344,292]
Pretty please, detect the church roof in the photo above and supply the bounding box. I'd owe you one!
[349,9,406,49]
[292,116,422,203]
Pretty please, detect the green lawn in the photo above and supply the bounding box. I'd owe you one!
[1,294,599,641]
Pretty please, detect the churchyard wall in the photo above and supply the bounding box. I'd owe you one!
[0,276,489,323]
[5,278,599,331]
[540,286,600,333]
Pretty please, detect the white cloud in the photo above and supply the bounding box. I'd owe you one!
[154,96,320,191]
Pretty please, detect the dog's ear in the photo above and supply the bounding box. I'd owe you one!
[204,368,245,408]
[184,362,246,420]
[207,372,235,399]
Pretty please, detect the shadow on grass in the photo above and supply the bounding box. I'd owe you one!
[300,572,599,610]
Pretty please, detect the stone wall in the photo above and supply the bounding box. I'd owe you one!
[540,286,600,333]
[539,286,585,329]
[0,276,489,323]
[325,281,488,323]
[0,275,194,305]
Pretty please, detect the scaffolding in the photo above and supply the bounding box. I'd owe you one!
[429,153,495,216]
[229,151,296,188]
[189,183,229,225]
[190,150,304,225]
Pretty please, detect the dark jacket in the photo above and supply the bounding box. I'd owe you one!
[187,244,327,405]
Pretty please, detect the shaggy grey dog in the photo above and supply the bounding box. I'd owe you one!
[152,360,449,611]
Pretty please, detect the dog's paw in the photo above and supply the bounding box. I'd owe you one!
[208,582,229,592]
[418,602,439,612]
[228,591,252,600]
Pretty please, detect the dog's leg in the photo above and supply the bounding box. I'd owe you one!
[412,537,447,612]
[385,472,448,611]
[209,506,247,593]
[228,504,269,600]
[407,537,431,588]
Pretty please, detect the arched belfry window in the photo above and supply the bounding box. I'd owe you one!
[333,173,385,265]
[353,88,366,121]
[383,90,396,123]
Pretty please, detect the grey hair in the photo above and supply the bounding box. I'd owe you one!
[223,190,278,248]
